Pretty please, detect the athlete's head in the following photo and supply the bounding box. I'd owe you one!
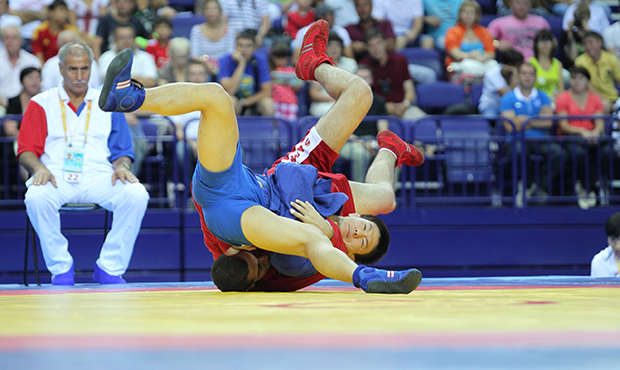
[211,250,270,291]
[335,214,390,264]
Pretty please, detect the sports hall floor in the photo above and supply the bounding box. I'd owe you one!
[1,276,619,370]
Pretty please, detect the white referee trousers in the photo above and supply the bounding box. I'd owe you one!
[25,170,149,276]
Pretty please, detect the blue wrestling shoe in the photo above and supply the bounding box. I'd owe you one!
[93,264,126,284]
[98,48,145,112]
[52,264,75,286]
[353,265,422,294]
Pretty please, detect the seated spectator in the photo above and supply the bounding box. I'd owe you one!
[556,66,611,209]
[603,19,620,61]
[501,61,563,200]
[7,0,49,39]
[309,33,357,116]
[529,29,564,105]
[345,0,395,62]
[31,0,79,63]
[41,29,102,91]
[220,0,271,46]
[488,0,550,59]
[146,16,173,69]
[134,0,176,34]
[268,42,302,122]
[157,37,191,85]
[0,0,22,36]
[423,0,462,51]
[0,25,41,110]
[284,0,315,39]
[338,65,389,183]
[359,28,425,119]
[591,212,620,278]
[95,0,149,60]
[190,0,236,76]
[497,0,552,16]
[65,0,109,37]
[292,4,353,63]
[444,0,496,81]
[478,48,523,116]
[561,3,590,68]
[371,0,433,50]
[325,0,358,28]
[218,29,274,116]
[4,67,41,137]
[574,31,620,113]
[562,0,609,35]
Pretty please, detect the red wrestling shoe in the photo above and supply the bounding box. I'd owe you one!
[377,130,425,168]
[295,20,336,81]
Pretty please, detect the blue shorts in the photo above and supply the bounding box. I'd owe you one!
[192,145,267,246]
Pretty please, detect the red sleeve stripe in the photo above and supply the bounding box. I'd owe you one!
[17,100,47,159]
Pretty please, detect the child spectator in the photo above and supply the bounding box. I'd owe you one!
[284,0,315,39]
[529,29,564,106]
[31,0,79,63]
[146,16,173,68]
[269,42,302,121]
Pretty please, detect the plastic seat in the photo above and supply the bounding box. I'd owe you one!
[441,119,493,183]
[470,83,484,108]
[398,47,444,81]
[237,117,293,174]
[416,82,466,113]
[171,15,205,39]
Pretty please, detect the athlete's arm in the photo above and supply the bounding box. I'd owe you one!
[289,199,334,239]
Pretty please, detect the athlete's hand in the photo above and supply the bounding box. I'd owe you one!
[289,199,334,239]
[32,164,57,188]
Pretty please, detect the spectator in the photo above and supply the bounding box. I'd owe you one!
[338,65,389,183]
[478,50,524,117]
[0,24,41,109]
[0,0,22,35]
[284,0,315,39]
[41,29,102,91]
[556,66,611,209]
[500,61,563,200]
[562,0,609,35]
[529,29,564,105]
[292,4,353,63]
[146,16,172,68]
[345,0,395,62]
[64,0,109,37]
[99,23,158,88]
[189,0,235,76]
[31,0,79,63]
[603,17,620,61]
[497,0,552,16]
[561,2,590,68]
[218,29,274,116]
[324,0,358,28]
[371,0,433,50]
[359,28,425,119]
[423,0,463,51]
[220,0,271,46]
[309,32,357,116]
[94,0,149,60]
[574,31,620,113]
[17,42,149,285]
[591,212,620,278]
[157,37,191,85]
[488,0,551,59]
[444,0,496,81]
[269,42,302,122]
[134,0,176,34]
[7,0,50,39]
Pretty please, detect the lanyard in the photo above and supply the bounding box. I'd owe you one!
[59,95,91,145]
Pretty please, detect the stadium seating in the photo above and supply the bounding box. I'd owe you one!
[398,47,445,81]
[416,82,466,113]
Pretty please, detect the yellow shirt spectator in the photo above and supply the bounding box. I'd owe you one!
[574,50,620,101]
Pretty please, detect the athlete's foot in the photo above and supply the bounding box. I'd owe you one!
[98,48,145,112]
[353,265,422,294]
[377,130,425,168]
[295,20,336,81]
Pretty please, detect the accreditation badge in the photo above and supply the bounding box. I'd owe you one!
[63,145,84,183]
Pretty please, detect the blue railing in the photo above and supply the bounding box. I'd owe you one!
[2,114,619,209]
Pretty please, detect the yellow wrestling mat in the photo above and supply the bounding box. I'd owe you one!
[1,277,619,370]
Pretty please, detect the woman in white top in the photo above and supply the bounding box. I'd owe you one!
[189,0,235,76]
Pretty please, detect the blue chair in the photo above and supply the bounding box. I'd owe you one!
[171,15,205,39]
[441,119,493,183]
[416,82,466,113]
[543,16,565,62]
[398,47,444,81]
[470,83,484,108]
[237,117,293,174]
[411,119,444,193]
[474,0,496,14]
[480,14,497,28]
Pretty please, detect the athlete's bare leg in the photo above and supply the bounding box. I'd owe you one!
[349,150,398,215]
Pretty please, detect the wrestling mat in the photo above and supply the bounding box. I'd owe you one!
[1,276,619,369]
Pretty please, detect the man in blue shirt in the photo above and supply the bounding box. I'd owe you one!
[218,30,274,116]
[501,61,564,201]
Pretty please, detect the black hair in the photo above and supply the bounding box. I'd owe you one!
[568,66,591,80]
[352,215,390,264]
[605,212,620,238]
[364,27,385,44]
[328,32,343,46]
[268,42,291,70]
[533,29,556,60]
[153,16,173,30]
[500,48,524,67]
[20,67,40,83]
[113,23,136,36]
[237,29,257,44]
[583,31,603,43]
[48,0,68,11]
[211,254,253,292]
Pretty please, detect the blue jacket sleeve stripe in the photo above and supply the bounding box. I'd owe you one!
[108,112,135,163]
